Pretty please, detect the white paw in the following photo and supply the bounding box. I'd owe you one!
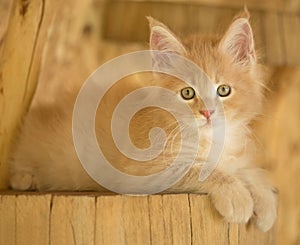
[252,187,278,232]
[10,172,33,190]
[210,183,254,223]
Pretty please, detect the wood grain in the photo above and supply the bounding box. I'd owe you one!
[101,1,300,66]
[0,195,16,245]
[0,0,77,189]
[103,1,241,42]
[0,0,11,54]
[133,0,300,13]
[148,195,165,244]
[239,222,275,245]
[189,194,229,244]
[50,195,95,245]
[0,0,44,189]
[0,0,102,189]
[95,195,125,244]
[262,12,285,65]
[256,67,300,245]
[160,194,191,244]
[0,193,275,244]
[282,14,300,65]
[31,0,100,105]
[15,195,51,245]
[122,196,151,244]
[251,11,266,63]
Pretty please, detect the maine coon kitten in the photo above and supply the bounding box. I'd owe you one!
[9,13,277,231]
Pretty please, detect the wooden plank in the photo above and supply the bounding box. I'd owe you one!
[102,0,273,66]
[103,2,239,42]
[0,0,11,54]
[160,194,191,244]
[189,194,229,244]
[186,6,236,35]
[95,195,125,244]
[96,195,151,244]
[148,195,166,244]
[229,224,239,244]
[0,195,16,245]
[0,193,276,243]
[122,196,151,244]
[15,195,51,245]
[98,40,146,64]
[133,0,300,14]
[283,0,300,13]
[31,0,100,105]
[0,0,43,188]
[0,0,102,190]
[262,12,285,65]
[103,1,162,42]
[50,195,96,245]
[257,67,300,245]
[283,14,300,65]
[239,222,275,245]
[0,0,68,189]
[251,11,266,64]
[147,194,192,244]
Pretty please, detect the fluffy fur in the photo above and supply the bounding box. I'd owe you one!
[9,13,277,231]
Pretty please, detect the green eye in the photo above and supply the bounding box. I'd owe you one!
[181,87,195,100]
[217,84,231,97]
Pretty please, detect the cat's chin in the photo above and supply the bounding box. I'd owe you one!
[197,120,212,128]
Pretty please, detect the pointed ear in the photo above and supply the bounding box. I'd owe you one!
[147,16,186,55]
[219,18,256,65]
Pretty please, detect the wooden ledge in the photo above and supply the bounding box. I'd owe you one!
[0,193,274,244]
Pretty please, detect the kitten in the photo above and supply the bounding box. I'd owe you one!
[9,12,277,231]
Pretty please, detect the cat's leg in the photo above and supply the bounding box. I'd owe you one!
[236,168,278,232]
[167,163,254,224]
[9,171,35,191]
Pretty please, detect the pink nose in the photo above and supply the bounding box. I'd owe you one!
[199,110,215,119]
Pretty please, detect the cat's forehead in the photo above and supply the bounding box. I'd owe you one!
[184,38,223,82]
[184,35,220,58]
[194,76,217,99]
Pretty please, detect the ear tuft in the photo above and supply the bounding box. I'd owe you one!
[219,18,256,65]
[147,17,186,55]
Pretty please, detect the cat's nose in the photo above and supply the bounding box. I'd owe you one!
[199,110,215,119]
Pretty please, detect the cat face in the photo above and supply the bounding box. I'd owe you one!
[95,15,266,176]
[148,15,265,127]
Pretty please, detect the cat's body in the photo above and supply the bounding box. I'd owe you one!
[9,13,277,231]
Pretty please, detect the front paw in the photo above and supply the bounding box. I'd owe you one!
[10,172,33,190]
[210,183,254,223]
[251,187,278,232]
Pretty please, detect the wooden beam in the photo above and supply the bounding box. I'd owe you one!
[132,0,300,14]
[15,195,51,245]
[262,12,285,65]
[0,0,100,189]
[255,68,300,245]
[283,14,300,65]
[0,0,60,189]
[0,195,16,245]
[0,193,276,244]
[103,1,240,42]
[50,196,96,245]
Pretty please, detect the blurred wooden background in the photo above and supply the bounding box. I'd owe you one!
[0,0,299,244]
[102,0,300,66]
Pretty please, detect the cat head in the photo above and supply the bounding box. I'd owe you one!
[147,13,265,127]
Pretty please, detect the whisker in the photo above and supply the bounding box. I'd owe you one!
[170,124,185,157]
